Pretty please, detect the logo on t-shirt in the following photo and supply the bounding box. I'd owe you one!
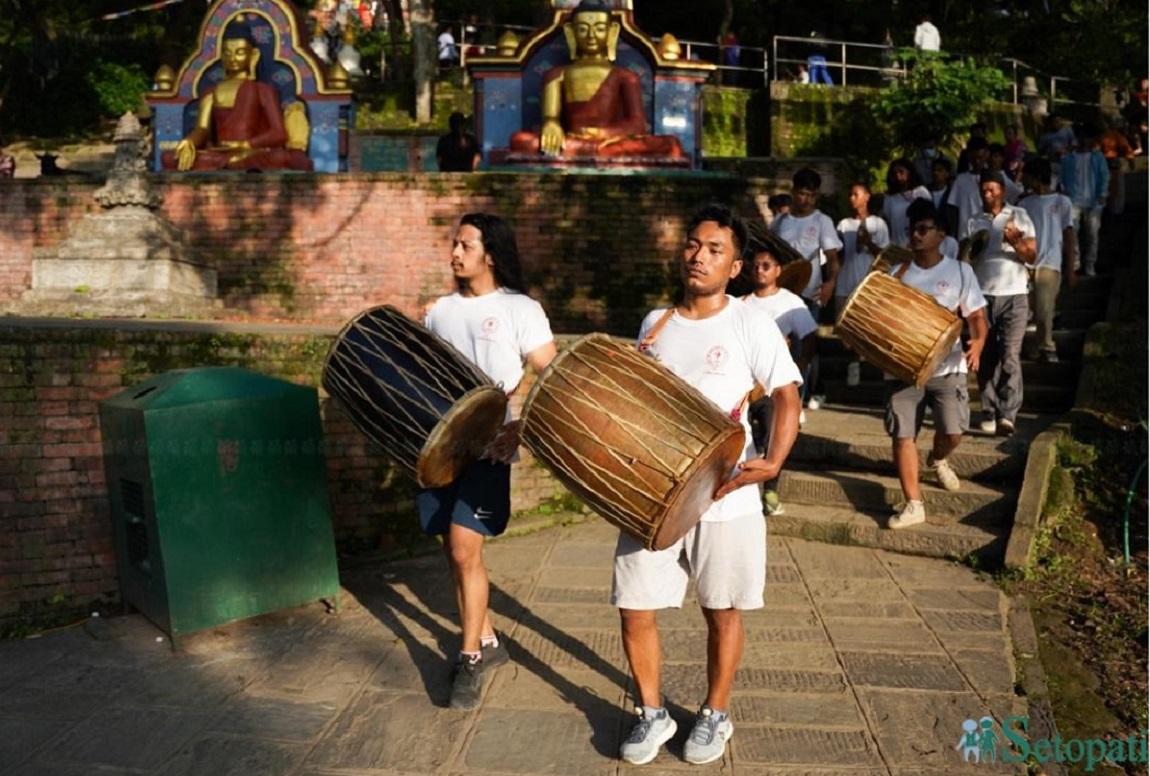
[705,345,728,372]
[480,316,500,340]
[936,280,951,294]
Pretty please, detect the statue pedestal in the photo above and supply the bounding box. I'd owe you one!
[496,151,691,171]
[21,207,219,318]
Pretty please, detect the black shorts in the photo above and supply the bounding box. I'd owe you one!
[416,459,511,537]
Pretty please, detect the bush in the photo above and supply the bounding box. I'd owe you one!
[86,60,150,118]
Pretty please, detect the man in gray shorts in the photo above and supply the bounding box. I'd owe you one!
[615,204,803,765]
[885,199,988,528]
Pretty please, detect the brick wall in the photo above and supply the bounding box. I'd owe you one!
[0,322,565,622]
[1,173,778,335]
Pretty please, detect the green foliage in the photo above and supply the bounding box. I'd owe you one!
[872,50,1010,153]
[86,60,150,118]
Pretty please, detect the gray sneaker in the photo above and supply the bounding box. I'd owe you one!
[449,657,485,710]
[619,706,677,765]
[683,705,734,765]
[481,637,509,669]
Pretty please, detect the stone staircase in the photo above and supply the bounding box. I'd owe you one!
[768,172,1145,565]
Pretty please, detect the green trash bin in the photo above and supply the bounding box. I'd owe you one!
[99,367,340,647]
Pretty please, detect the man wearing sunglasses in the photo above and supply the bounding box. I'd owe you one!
[886,200,988,528]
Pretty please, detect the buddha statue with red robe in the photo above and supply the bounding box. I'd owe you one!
[162,19,312,172]
[509,0,681,159]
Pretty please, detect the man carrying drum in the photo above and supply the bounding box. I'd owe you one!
[886,199,988,529]
[421,213,557,709]
[615,204,802,765]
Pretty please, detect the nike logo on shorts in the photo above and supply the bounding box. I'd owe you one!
[475,508,494,520]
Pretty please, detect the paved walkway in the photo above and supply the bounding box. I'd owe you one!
[1,518,1027,775]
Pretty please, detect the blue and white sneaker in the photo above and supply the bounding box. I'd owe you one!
[683,705,733,765]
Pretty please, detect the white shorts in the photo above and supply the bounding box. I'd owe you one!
[610,512,767,611]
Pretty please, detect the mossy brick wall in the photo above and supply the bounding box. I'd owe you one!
[0,173,774,336]
[0,323,565,621]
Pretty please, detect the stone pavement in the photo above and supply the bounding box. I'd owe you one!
[0,517,1029,775]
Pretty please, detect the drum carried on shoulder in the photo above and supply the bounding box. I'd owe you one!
[836,271,962,389]
[520,334,746,551]
[322,305,508,488]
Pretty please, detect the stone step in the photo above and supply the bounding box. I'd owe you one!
[792,405,1049,479]
[766,503,1009,564]
[776,468,1016,526]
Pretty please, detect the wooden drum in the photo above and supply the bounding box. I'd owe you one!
[520,334,746,551]
[322,305,508,488]
[868,245,914,276]
[836,272,962,389]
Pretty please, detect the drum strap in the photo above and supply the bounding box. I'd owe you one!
[895,258,967,316]
[637,308,676,353]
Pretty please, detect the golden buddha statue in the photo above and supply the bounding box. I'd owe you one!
[509,0,681,159]
[161,19,312,172]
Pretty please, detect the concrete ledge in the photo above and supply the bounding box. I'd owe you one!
[1002,427,1063,571]
[1008,596,1069,776]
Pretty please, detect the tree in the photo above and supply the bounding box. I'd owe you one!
[872,50,1011,153]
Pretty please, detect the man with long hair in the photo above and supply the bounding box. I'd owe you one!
[421,213,557,709]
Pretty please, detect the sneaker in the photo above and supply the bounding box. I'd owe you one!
[1085,265,1096,277]
[807,395,824,410]
[996,418,1015,437]
[888,500,926,529]
[928,455,961,491]
[620,706,677,765]
[763,490,784,516]
[683,706,734,765]
[978,415,997,434]
[481,636,509,669]
[1039,350,1060,364]
[846,361,861,387]
[448,657,485,710]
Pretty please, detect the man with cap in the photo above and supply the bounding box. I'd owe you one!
[967,170,1037,438]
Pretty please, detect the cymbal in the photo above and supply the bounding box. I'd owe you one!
[778,260,813,295]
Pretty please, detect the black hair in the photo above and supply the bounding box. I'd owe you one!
[906,198,940,230]
[767,193,792,212]
[686,203,748,257]
[1022,155,1052,186]
[931,156,954,173]
[792,167,821,191]
[449,112,467,132]
[885,158,923,193]
[459,213,527,293]
[966,135,989,152]
[988,142,1006,156]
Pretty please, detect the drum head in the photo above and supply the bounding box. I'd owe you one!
[649,425,746,551]
[417,386,508,488]
[778,261,813,296]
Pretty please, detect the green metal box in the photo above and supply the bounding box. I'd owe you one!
[99,367,340,647]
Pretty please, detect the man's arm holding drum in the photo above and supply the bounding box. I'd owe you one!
[483,340,557,463]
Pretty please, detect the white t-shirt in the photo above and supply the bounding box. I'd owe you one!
[1017,192,1073,272]
[437,31,457,61]
[882,186,931,248]
[940,235,960,262]
[424,289,553,396]
[742,288,819,343]
[950,172,983,240]
[967,203,1037,296]
[914,21,941,51]
[888,258,986,377]
[636,298,803,522]
[835,215,891,299]
[771,211,843,302]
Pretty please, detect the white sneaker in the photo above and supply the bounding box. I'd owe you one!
[928,456,961,491]
[978,416,997,434]
[846,361,861,387]
[799,410,807,426]
[807,395,825,410]
[888,500,926,529]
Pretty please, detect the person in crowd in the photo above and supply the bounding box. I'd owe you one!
[969,171,1037,437]
[767,193,792,223]
[1097,115,1134,216]
[911,137,945,186]
[421,213,557,710]
[885,199,987,528]
[771,167,842,410]
[928,156,955,234]
[956,123,987,174]
[1058,125,1109,277]
[913,15,941,52]
[987,143,1023,203]
[881,158,931,248]
[836,181,890,307]
[1003,124,1028,179]
[437,112,481,172]
[949,136,990,240]
[741,219,819,513]
[1017,156,1076,364]
[1038,114,1076,161]
[438,25,459,69]
[0,138,15,178]
[617,203,801,766]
